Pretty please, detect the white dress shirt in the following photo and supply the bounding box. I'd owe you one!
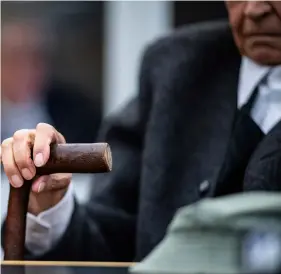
[3,57,281,258]
[238,57,281,133]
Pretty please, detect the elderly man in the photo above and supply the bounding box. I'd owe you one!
[1,1,281,262]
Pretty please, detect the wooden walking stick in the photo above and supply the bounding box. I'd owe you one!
[3,143,112,261]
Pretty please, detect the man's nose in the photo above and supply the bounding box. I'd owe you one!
[244,1,272,20]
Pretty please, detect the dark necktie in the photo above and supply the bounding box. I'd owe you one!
[214,88,265,196]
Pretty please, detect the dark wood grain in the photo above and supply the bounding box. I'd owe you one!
[37,143,112,175]
[4,143,112,261]
[4,182,32,261]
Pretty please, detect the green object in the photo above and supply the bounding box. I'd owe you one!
[130,192,281,274]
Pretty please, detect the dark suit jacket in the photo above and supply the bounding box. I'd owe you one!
[17,20,281,262]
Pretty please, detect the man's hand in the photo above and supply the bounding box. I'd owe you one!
[1,123,72,215]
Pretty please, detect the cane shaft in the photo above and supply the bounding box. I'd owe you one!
[4,182,31,260]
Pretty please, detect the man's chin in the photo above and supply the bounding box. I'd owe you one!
[244,48,281,66]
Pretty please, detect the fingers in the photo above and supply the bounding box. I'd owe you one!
[12,129,36,180]
[28,174,71,215]
[33,123,66,167]
[31,173,71,193]
[1,138,24,187]
[1,123,66,188]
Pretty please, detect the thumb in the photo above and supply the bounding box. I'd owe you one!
[31,174,71,193]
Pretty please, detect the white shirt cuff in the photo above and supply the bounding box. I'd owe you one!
[25,183,75,256]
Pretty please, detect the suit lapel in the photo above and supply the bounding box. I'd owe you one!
[139,22,242,255]
[244,120,281,191]
[191,55,241,195]
[145,26,242,205]
[178,36,242,198]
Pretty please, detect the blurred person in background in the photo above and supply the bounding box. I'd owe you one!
[1,18,101,143]
[1,0,281,264]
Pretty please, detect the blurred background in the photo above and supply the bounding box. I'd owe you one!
[0,0,227,226]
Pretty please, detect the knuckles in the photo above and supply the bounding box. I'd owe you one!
[1,138,13,149]
[13,129,30,141]
[36,123,57,141]
[36,122,54,133]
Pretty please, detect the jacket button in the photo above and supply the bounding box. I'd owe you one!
[199,180,210,196]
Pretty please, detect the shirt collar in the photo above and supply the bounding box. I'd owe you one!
[267,65,281,90]
[238,57,271,108]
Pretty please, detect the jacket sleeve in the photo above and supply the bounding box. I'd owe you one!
[2,44,155,262]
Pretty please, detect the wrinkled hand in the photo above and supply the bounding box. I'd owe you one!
[1,123,72,215]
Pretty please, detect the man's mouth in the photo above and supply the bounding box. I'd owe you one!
[244,31,281,37]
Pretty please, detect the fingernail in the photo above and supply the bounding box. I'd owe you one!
[38,182,46,193]
[22,168,33,180]
[11,175,23,187]
[34,153,44,167]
